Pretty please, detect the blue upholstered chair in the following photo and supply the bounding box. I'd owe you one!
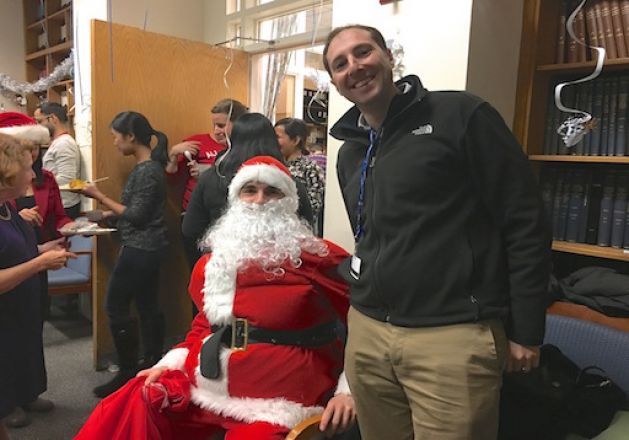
[545,313,629,440]
[47,233,93,296]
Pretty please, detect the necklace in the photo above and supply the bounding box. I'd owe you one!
[0,203,11,221]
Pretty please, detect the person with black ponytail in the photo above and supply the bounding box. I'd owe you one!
[74,111,169,398]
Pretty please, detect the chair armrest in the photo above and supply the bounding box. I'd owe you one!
[285,414,324,440]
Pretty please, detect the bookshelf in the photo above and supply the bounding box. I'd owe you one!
[515,0,629,275]
[22,0,74,118]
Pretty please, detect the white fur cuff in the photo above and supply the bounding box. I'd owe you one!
[334,371,351,396]
[154,347,189,371]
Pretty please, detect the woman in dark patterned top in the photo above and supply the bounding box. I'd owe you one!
[76,111,169,399]
[274,118,325,216]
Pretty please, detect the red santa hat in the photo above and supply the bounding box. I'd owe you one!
[0,112,50,145]
[228,155,298,207]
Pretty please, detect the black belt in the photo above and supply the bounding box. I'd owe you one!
[200,319,337,379]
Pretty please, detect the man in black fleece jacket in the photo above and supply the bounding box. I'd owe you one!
[323,24,551,440]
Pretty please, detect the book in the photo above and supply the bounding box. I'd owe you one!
[595,2,610,57]
[621,0,629,53]
[611,0,628,57]
[557,169,574,240]
[590,79,604,155]
[585,170,605,244]
[600,78,612,156]
[566,168,587,242]
[567,0,580,63]
[610,171,628,247]
[582,81,594,155]
[558,0,569,63]
[552,168,568,239]
[575,6,589,61]
[578,170,593,242]
[602,0,619,58]
[597,169,617,246]
[606,76,619,156]
[586,3,600,60]
[615,75,628,156]
[543,92,558,155]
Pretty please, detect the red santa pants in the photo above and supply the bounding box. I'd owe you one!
[75,371,289,440]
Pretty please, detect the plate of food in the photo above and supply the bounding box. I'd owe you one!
[59,177,109,191]
[59,221,116,236]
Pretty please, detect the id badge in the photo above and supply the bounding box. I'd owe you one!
[350,254,362,280]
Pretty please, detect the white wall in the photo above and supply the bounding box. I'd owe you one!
[73,0,207,183]
[466,0,524,128]
[0,0,25,112]
[323,0,475,252]
[204,0,228,44]
[110,0,205,42]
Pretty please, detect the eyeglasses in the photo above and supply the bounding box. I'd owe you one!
[35,115,51,124]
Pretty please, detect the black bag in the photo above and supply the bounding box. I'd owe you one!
[498,344,626,440]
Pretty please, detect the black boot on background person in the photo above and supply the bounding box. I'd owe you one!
[93,319,139,398]
[138,313,165,370]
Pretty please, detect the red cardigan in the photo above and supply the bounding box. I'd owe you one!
[11,169,73,242]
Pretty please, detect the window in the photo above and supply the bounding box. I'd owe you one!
[257,4,332,41]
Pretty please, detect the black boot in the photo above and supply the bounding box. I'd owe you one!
[93,320,139,398]
[139,313,165,370]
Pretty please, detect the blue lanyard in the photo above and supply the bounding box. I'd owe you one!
[354,129,379,241]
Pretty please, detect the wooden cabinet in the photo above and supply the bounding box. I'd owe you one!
[515,0,629,271]
[22,0,73,117]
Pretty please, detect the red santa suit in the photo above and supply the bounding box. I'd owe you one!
[75,156,351,440]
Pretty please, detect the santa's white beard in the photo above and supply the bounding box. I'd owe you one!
[199,198,328,324]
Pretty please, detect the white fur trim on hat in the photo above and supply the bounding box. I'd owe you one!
[0,124,50,145]
[228,162,298,206]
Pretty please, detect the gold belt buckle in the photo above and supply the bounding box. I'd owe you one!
[231,318,248,351]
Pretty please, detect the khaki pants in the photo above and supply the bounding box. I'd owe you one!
[345,307,507,440]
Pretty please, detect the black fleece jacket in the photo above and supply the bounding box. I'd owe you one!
[331,75,552,345]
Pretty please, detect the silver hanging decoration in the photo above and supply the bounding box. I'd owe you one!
[556,0,604,148]
[0,51,74,100]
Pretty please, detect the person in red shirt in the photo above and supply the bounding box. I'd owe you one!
[165,99,248,213]
[165,99,248,269]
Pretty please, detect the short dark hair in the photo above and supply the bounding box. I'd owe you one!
[211,99,248,121]
[275,118,309,154]
[322,24,388,75]
[38,102,68,123]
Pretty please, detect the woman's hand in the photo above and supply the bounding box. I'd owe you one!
[319,394,356,437]
[170,141,200,157]
[19,206,43,227]
[137,366,170,385]
[38,237,67,254]
[36,248,77,271]
[76,183,103,201]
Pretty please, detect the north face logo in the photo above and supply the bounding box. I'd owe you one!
[411,124,433,135]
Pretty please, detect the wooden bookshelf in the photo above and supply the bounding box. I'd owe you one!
[516,0,629,275]
[552,240,629,261]
[529,155,629,163]
[22,0,74,116]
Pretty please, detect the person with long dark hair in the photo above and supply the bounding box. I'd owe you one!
[74,111,169,398]
[182,113,313,265]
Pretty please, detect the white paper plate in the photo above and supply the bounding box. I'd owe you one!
[60,227,116,236]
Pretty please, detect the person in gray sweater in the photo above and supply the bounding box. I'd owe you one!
[75,111,169,398]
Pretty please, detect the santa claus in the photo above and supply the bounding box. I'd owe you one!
[76,156,355,440]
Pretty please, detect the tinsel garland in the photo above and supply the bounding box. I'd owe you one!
[0,51,74,101]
